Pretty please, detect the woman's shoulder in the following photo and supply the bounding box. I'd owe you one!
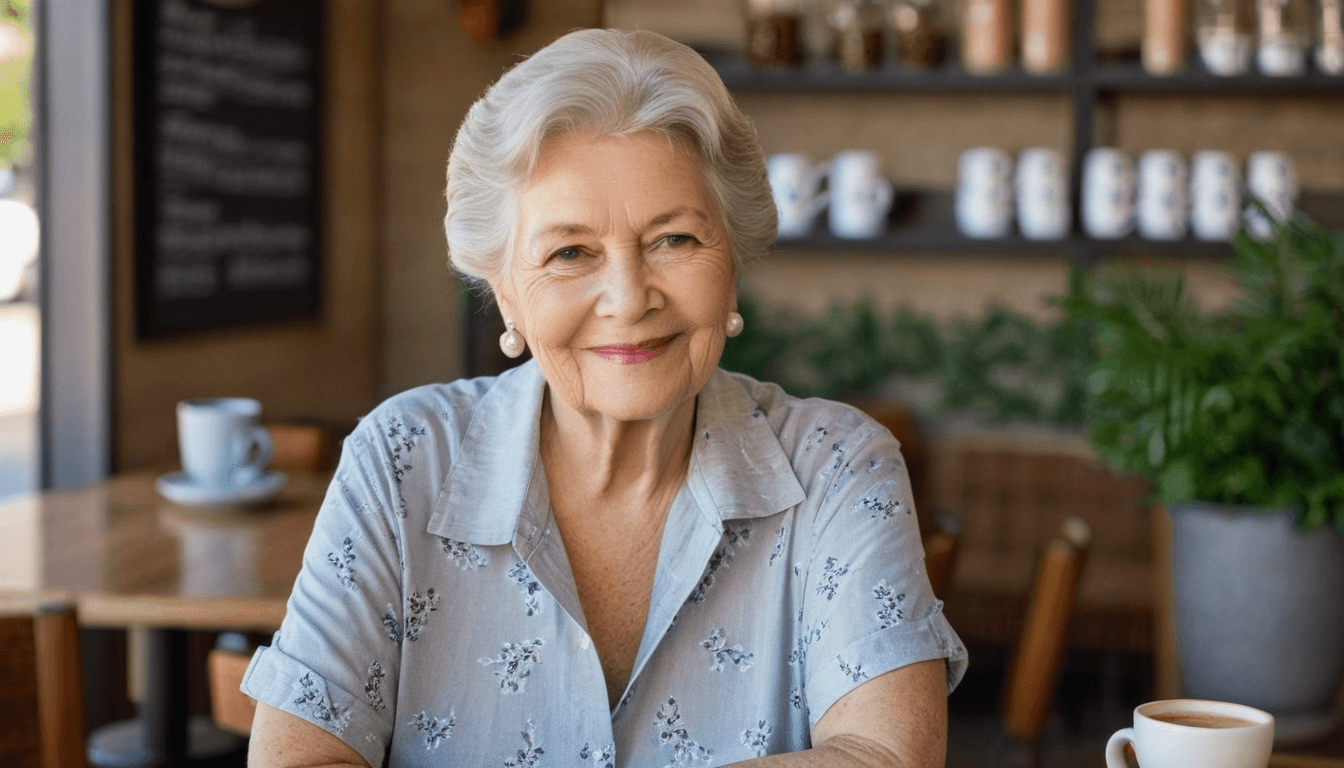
[716,369,890,449]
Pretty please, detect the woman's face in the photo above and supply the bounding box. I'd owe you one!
[493,129,736,424]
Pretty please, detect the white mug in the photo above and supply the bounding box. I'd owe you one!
[1105,699,1274,768]
[177,397,273,489]
[1082,148,1136,239]
[828,150,894,239]
[1137,150,1190,241]
[1199,26,1253,76]
[1245,150,1298,240]
[767,152,830,239]
[1014,148,1069,240]
[1258,34,1306,76]
[957,147,1014,239]
[1190,150,1242,241]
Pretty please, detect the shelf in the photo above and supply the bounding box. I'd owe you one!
[772,190,1070,254]
[1093,59,1344,94]
[701,50,1073,94]
[702,49,1344,96]
[768,190,1344,258]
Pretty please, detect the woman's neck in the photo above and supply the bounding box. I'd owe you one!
[540,388,696,510]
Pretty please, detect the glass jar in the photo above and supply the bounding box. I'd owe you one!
[1197,0,1254,74]
[1317,0,1344,73]
[745,0,805,67]
[890,0,948,68]
[832,0,887,71]
[962,0,1013,74]
[1256,0,1309,75]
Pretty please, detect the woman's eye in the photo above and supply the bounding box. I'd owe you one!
[662,233,696,247]
[550,247,582,262]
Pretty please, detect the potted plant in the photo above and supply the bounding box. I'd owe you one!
[1058,209,1344,743]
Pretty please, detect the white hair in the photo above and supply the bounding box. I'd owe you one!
[444,28,776,293]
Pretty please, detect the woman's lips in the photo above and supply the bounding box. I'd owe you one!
[591,336,676,364]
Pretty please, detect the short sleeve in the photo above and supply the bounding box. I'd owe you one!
[241,420,408,768]
[799,425,968,729]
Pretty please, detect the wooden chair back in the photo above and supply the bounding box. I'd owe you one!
[207,640,256,736]
[0,599,88,768]
[267,423,332,473]
[924,530,960,599]
[1001,516,1093,743]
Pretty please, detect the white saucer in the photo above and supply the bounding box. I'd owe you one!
[155,471,288,507]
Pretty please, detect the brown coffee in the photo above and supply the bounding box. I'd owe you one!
[1150,712,1257,729]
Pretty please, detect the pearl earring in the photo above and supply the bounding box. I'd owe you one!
[499,321,526,358]
[725,311,745,338]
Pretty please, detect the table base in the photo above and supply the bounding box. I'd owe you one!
[88,716,246,768]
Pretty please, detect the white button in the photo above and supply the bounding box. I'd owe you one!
[579,634,591,650]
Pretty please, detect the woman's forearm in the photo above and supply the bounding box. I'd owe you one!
[721,734,913,768]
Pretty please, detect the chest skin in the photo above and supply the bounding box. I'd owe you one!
[551,492,669,709]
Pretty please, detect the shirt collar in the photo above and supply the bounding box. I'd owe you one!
[427,361,805,544]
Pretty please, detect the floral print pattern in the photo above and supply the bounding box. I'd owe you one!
[480,638,545,694]
[292,673,351,735]
[404,589,440,642]
[328,536,357,591]
[816,557,851,601]
[580,741,616,768]
[873,580,907,629]
[408,710,456,751]
[701,628,755,672]
[364,660,386,712]
[741,720,774,757]
[440,537,488,570]
[509,561,543,616]
[687,525,750,604]
[504,720,544,767]
[655,698,714,767]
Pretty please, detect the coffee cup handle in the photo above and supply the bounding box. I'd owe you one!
[1105,727,1136,768]
[231,425,273,486]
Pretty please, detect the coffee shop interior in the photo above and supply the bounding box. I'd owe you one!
[2,0,1344,766]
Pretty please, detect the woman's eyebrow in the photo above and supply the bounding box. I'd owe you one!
[647,206,710,228]
[529,223,592,249]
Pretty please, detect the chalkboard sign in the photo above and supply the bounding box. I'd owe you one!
[133,0,324,339]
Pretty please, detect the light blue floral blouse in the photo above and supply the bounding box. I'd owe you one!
[242,360,967,767]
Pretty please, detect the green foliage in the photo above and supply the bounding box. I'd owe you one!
[719,296,1094,426]
[0,1,34,168]
[1058,212,1344,532]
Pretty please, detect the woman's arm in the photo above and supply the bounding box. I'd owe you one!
[723,659,948,768]
[249,702,372,768]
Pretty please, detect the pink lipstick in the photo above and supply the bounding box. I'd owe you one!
[592,336,674,364]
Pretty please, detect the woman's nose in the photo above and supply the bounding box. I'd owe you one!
[596,257,662,323]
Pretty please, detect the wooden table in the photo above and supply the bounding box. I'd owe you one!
[0,470,332,767]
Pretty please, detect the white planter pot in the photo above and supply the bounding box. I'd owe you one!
[1169,502,1344,745]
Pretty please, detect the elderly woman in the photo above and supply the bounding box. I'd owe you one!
[243,28,966,768]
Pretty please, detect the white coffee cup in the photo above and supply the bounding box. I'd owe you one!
[956,147,1014,239]
[177,397,273,489]
[767,152,830,239]
[1082,148,1136,239]
[1245,150,1298,240]
[1199,26,1253,75]
[1190,150,1242,241]
[1137,150,1190,241]
[1014,148,1070,240]
[1106,699,1274,768]
[1258,34,1306,77]
[828,150,894,239]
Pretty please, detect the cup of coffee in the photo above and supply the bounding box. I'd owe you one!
[1137,149,1190,241]
[767,152,830,239]
[1082,148,1137,240]
[1105,699,1274,768]
[1244,150,1298,241]
[177,397,273,490]
[828,150,894,240]
[1190,150,1242,242]
[956,147,1014,239]
[1015,147,1070,241]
